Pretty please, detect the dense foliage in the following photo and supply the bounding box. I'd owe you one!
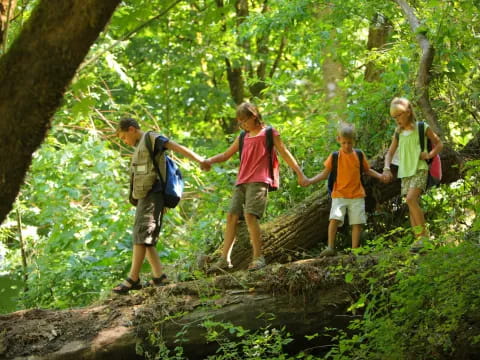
[0,0,479,358]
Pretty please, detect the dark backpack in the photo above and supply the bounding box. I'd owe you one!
[327,149,364,196]
[395,122,442,188]
[144,132,184,208]
[238,126,278,191]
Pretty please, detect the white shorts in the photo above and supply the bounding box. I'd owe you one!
[329,197,366,227]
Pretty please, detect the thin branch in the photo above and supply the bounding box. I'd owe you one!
[78,0,183,72]
[393,0,442,135]
[269,35,286,78]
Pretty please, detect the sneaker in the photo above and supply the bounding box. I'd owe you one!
[206,257,231,274]
[248,256,266,271]
[320,247,336,257]
[410,240,425,253]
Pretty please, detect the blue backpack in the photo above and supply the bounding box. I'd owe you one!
[144,132,184,208]
[327,149,364,196]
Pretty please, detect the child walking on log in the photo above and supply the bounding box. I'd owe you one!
[204,102,308,272]
[305,124,384,255]
[383,97,443,251]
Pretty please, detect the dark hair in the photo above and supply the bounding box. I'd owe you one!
[236,102,263,125]
[118,117,140,132]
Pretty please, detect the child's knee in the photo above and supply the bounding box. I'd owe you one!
[244,212,259,223]
[226,212,240,223]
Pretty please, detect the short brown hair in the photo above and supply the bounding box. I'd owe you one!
[338,123,355,140]
[118,117,140,132]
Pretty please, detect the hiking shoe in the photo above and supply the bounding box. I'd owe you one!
[206,257,232,274]
[320,247,336,257]
[248,256,266,271]
[410,240,425,253]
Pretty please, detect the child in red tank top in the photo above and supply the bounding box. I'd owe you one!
[204,102,308,272]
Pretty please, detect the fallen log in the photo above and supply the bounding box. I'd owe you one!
[0,256,372,360]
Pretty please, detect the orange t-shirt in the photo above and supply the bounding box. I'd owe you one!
[324,149,370,199]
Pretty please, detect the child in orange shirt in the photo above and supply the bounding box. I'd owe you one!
[305,124,385,255]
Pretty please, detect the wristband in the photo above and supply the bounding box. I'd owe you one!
[383,167,391,171]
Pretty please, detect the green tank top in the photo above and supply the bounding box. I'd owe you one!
[397,122,429,178]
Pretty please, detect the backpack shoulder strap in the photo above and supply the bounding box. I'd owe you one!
[144,131,154,156]
[265,126,274,152]
[265,126,275,187]
[355,149,364,175]
[418,121,426,152]
[331,151,339,182]
[238,131,247,161]
[144,131,165,185]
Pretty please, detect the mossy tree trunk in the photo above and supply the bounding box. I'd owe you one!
[0,0,122,225]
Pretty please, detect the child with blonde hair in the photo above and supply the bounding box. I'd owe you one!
[305,124,384,255]
[382,97,443,250]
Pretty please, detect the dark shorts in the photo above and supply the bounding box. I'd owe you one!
[228,182,269,219]
[133,191,164,246]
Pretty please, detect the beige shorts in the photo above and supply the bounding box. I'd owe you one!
[329,197,366,227]
[401,169,428,196]
[229,182,268,219]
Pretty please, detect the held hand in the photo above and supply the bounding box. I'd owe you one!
[382,170,393,183]
[298,174,310,187]
[200,159,212,171]
[419,151,430,161]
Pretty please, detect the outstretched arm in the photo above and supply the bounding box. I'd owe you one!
[165,140,208,168]
[273,135,308,186]
[383,134,398,182]
[205,136,240,165]
[365,168,385,182]
[306,167,330,186]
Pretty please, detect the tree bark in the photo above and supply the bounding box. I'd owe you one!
[0,0,122,225]
[364,13,392,82]
[0,256,366,360]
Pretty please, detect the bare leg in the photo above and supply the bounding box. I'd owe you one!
[405,188,426,237]
[245,213,262,258]
[113,244,146,291]
[145,246,163,278]
[222,212,240,264]
[127,244,146,281]
[328,220,339,249]
[351,224,362,248]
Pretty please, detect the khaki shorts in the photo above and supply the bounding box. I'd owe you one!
[133,191,164,246]
[401,169,428,196]
[229,182,268,219]
[329,197,366,227]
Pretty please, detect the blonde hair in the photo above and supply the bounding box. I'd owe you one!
[390,97,416,125]
[236,102,263,125]
[337,123,356,140]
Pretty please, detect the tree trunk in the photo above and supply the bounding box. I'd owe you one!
[224,145,463,270]
[364,13,392,82]
[0,0,122,225]
[0,0,17,48]
[0,256,367,360]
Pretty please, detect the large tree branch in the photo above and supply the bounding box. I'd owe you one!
[0,0,122,224]
[393,0,441,135]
